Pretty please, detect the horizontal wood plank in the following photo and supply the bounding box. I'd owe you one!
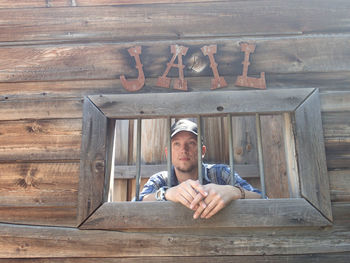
[1,253,350,263]
[0,0,226,9]
[0,203,349,258]
[0,119,81,161]
[0,99,82,121]
[91,89,314,118]
[329,170,350,202]
[0,1,349,43]
[0,162,78,226]
[81,199,330,229]
[0,162,79,207]
[1,36,350,82]
[114,164,259,179]
[1,73,350,101]
[0,206,77,227]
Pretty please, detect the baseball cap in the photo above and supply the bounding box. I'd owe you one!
[170,119,198,138]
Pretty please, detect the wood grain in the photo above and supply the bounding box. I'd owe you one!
[261,115,289,198]
[81,199,330,229]
[0,119,81,161]
[77,98,108,225]
[0,162,78,226]
[90,89,314,118]
[1,253,350,263]
[1,36,350,82]
[294,90,332,221]
[0,1,349,43]
[0,203,348,258]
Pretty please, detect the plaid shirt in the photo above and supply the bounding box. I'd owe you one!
[138,163,261,201]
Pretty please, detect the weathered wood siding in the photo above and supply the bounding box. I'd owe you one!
[0,0,349,261]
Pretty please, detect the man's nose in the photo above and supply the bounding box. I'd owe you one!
[181,143,189,151]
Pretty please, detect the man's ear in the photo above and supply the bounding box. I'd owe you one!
[202,145,206,158]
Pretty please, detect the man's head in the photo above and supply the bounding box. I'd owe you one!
[170,119,198,138]
[166,119,206,178]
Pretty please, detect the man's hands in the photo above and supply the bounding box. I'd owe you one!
[165,179,208,211]
[165,179,241,219]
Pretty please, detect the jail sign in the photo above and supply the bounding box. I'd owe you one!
[120,43,266,92]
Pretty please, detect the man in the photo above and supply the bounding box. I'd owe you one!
[139,119,261,219]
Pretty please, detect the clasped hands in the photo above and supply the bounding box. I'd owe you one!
[164,179,238,219]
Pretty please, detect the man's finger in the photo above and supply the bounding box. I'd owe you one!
[193,201,207,219]
[189,180,208,198]
[190,192,206,210]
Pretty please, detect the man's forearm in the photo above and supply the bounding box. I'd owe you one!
[141,193,157,201]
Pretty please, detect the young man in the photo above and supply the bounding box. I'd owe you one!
[139,119,261,219]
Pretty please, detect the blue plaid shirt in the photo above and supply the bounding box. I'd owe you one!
[138,163,261,201]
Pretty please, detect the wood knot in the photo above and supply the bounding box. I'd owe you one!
[236,147,243,155]
[16,167,39,189]
[93,160,105,174]
[186,52,207,73]
[26,122,43,133]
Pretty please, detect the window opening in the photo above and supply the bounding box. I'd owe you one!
[112,113,291,202]
[77,88,332,229]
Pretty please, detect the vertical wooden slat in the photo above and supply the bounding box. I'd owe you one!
[255,114,266,198]
[104,119,116,203]
[197,116,203,184]
[77,97,108,226]
[227,114,235,185]
[294,89,332,221]
[135,118,142,201]
[167,117,172,187]
[283,113,300,198]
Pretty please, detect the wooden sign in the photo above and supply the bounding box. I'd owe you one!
[120,43,266,92]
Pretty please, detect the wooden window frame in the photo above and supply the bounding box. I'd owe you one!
[77,88,332,230]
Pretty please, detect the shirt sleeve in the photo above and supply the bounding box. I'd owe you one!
[215,165,262,196]
[137,172,168,201]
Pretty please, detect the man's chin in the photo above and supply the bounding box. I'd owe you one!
[176,166,196,174]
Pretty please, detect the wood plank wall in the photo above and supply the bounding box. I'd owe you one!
[0,0,349,261]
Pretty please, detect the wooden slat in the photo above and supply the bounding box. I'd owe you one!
[114,164,259,179]
[0,207,77,227]
[0,99,82,121]
[81,199,330,229]
[0,0,224,9]
[323,111,350,170]
[1,73,350,101]
[1,36,350,82]
[329,170,350,202]
[320,92,350,112]
[0,0,70,8]
[294,89,332,221]
[1,253,350,263]
[0,162,78,207]
[283,113,300,198]
[0,119,81,161]
[1,204,349,258]
[261,115,289,198]
[326,141,350,169]
[90,89,314,118]
[0,1,349,43]
[77,98,108,225]
[0,162,78,227]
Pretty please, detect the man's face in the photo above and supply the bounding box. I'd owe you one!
[170,131,204,175]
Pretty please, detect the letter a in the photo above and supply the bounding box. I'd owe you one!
[157,45,188,91]
[120,46,145,92]
[201,45,227,90]
[235,43,266,90]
